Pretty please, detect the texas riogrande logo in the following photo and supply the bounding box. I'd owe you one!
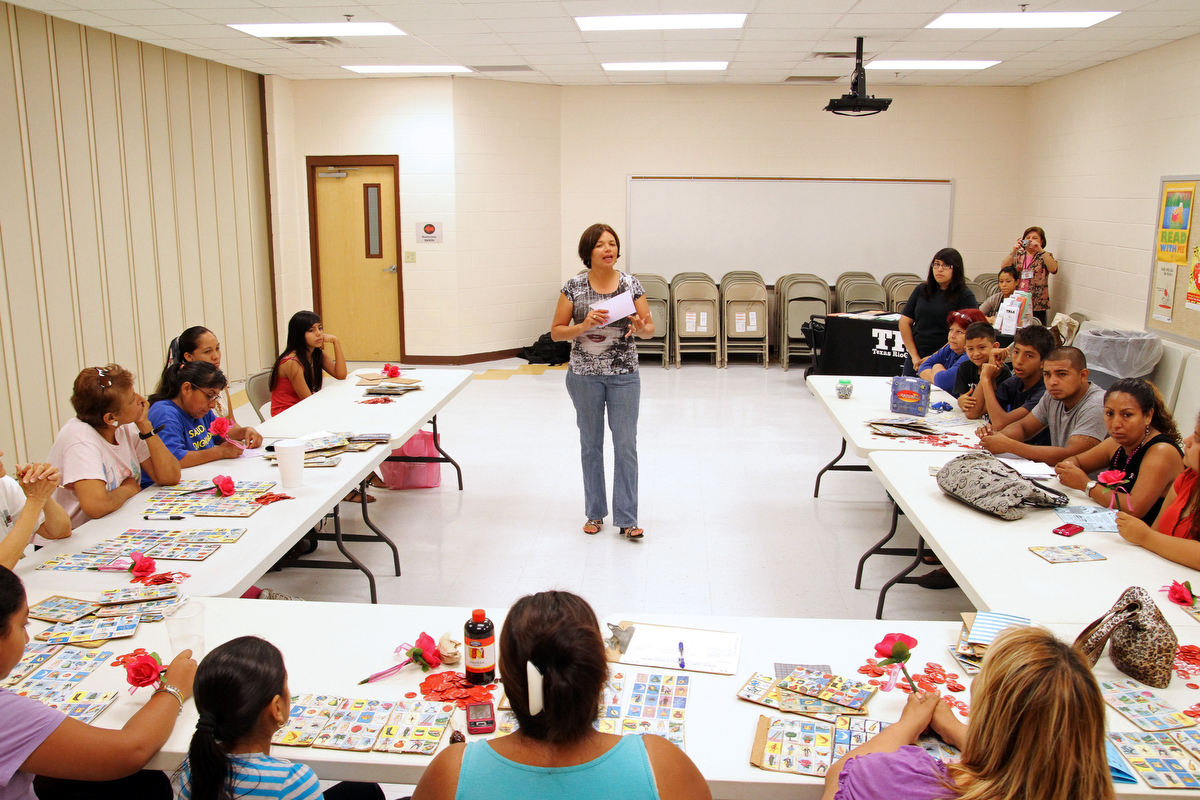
[872,328,906,359]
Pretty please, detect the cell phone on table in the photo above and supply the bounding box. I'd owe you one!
[1053,523,1083,537]
[467,701,496,734]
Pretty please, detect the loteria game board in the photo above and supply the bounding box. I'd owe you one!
[26,596,100,623]
[38,615,140,645]
[98,585,179,605]
[373,700,455,755]
[0,644,62,688]
[776,667,876,710]
[1101,680,1196,732]
[1108,731,1200,789]
[737,672,866,722]
[43,690,119,724]
[36,553,118,571]
[8,647,113,700]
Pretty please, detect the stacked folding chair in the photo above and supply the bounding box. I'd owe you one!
[837,273,887,314]
[670,272,720,368]
[719,271,769,368]
[883,273,923,313]
[632,273,671,368]
[775,274,830,371]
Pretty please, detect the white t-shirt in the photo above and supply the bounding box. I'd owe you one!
[0,475,44,539]
[48,418,150,528]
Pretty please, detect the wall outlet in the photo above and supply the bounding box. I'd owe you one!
[403,251,417,263]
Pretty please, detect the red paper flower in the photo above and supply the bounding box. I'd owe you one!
[212,475,235,496]
[129,552,157,578]
[874,633,918,662]
[208,417,231,438]
[1168,580,1195,606]
[409,632,442,671]
[383,364,401,378]
[126,652,164,689]
[1097,469,1128,487]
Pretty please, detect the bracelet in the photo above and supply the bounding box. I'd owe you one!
[153,684,184,713]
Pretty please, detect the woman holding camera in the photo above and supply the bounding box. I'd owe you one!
[1000,226,1058,324]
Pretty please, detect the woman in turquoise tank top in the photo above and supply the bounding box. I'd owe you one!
[411,591,710,800]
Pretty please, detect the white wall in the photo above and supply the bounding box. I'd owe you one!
[0,3,272,462]
[1023,33,1200,329]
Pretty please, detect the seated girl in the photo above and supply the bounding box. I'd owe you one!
[978,266,1019,323]
[154,327,262,448]
[48,366,181,528]
[917,309,986,395]
[1055,378,1183,523]
[0,447,70,569]
[269,311,346,418]
[1116,410,1200,568]
[141,362,260,488]
[822,626,1112,800]
[413,590,711,800]
[0,565,196,800]
[177,636,382,800]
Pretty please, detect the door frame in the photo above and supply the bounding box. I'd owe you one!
[305,155,405,360]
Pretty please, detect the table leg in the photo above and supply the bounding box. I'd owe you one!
[276,504,382,604]
[813,438,870,497]
[356,478,403,577]
[384,415,464,491]
[875,536,929,620]
[854,501,915,589]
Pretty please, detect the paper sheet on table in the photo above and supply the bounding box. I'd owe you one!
[996,454,1057,479]
[1054,506,1119,532]
[590,290,636,322]
[618,622,741,675]
[240,448,267,459]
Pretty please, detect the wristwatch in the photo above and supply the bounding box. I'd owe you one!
[139,424,165,440]
[1085,480,1098,495]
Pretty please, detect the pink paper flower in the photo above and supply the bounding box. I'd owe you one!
[208,417,231,438]
[1097,469,1128,487]
[1167,580,1195,606]
[129,552,157,578]
[212,475,235,496]
[125,652,164,690]
[358,631,441,684]
[383,364,401,378]
[874,633,918,661]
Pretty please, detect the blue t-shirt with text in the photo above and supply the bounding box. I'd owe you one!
[141,401,218,487]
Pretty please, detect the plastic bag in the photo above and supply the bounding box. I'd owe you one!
[379,430,442,489]
[1076,328,1163,379]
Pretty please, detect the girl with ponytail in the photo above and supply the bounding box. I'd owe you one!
[154,327,261,448]
[179,637,381,800]
[412,591,710,800]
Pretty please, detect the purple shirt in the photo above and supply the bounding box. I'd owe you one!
[0,689,66,799]
[835,746,955,800]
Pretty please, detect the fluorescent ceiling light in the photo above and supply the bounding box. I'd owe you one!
[927,12,1119,29]
[602,61,728,71]
[867,60,1000,70]
[228,22,405,37]
[576,13,746,31]
[343,65,472,74]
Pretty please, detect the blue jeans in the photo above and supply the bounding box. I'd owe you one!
[565,370,640,528]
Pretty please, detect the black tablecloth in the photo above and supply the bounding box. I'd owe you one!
[811,315,907,377]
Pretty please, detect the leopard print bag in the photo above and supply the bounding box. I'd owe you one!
[1073,586,1177,688]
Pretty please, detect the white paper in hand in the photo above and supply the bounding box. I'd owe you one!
[590,290,636,324]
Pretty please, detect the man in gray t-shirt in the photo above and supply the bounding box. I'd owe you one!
[976,346,1107,466]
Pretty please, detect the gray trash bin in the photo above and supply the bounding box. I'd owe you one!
[1075,328,1163,390]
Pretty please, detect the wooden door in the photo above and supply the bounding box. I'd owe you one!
[309,159,403,360]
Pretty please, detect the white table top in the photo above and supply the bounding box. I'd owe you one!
[254,369,473,444]
[868,449,1200,629]
[15,600,1192,798]
[806,375,980,458]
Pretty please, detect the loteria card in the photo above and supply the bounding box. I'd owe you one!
[83,537,166,556]
[39,615,140,645]
[312,698,394,752]
[273,694,343,747]
[98,585,179,605]
[1108,731,1200,789]
[145,542,221,561]
[737,673,784,710]
[142,494,260,518]
[617,717,686,750]
[736,673,864,720]
[777,668,875,710]
[626,672,689,722]
[599,668,626,719]
[833,717,891,759]
[94,597,183,619]
[36,553,117,571]
[10,647,113,699]
[173,528,247,544]
[750,716,834,776]
[1101,680,1196,732]
[1029,545,1106,564]
[156,479,276,495]
[373,700,454,755]
[27,596,100,623]
[43,690,119,724]
[0,644,62,688]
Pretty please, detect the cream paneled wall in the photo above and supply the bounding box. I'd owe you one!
[1022,32,1200,328]
[558,85,1028,285]
[0,3,272,462]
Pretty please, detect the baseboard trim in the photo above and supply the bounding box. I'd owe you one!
[403,347,523,366]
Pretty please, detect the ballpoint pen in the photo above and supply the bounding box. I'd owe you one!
[678,641,685,670]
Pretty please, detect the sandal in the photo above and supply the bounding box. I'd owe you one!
[620,526,644,540]
[343,489,376,504]
[583,519,603,535]
[366,472,389,490]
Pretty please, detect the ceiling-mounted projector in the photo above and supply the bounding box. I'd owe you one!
[824,37,892,116]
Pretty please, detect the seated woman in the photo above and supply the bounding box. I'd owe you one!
[1055,378,1183,523]
[412,591,710,800]
[916,309,986,394]
[898,248,979,377]
[0,447,70,569]
[141,361,259,488]
[1116,410,1200,568]
[0,565,196,800]
[48,366,180,528]
[154,326,262,448]
[269,311,346,418]
[822,626,1112,800]
[979,265,1019,323]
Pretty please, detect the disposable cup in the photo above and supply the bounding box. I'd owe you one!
[275,439,305,488]
[166,602,205,659]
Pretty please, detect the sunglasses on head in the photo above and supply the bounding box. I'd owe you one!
[93,367,112,389]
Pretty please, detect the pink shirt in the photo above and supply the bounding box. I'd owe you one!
[48,417,150,528]
[835,747,954,800]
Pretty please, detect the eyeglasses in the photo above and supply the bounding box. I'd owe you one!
[199,388,222,403]
[93,367,112,389]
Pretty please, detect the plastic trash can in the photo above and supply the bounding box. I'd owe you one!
[1075,328,1163,390]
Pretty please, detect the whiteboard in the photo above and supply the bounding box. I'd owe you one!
[625,177,954,284]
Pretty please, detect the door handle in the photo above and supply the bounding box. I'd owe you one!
[384,265,397,273]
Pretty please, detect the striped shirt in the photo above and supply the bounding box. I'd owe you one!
[177,753,321,800]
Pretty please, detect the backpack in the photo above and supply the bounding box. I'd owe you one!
[520,333,570,366]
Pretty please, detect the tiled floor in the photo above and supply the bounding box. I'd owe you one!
[254,356,970,623]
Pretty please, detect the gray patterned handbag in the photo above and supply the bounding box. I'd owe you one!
[935,452,1069,520]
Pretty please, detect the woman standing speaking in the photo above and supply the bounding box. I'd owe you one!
[551,224,654,540]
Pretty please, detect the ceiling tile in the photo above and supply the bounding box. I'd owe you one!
[500,30,585,43]
[83,6,206,24]
[484,17,578,32]
[753,0,856,10]
[747,14,844,29]
[398,19,495,35]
